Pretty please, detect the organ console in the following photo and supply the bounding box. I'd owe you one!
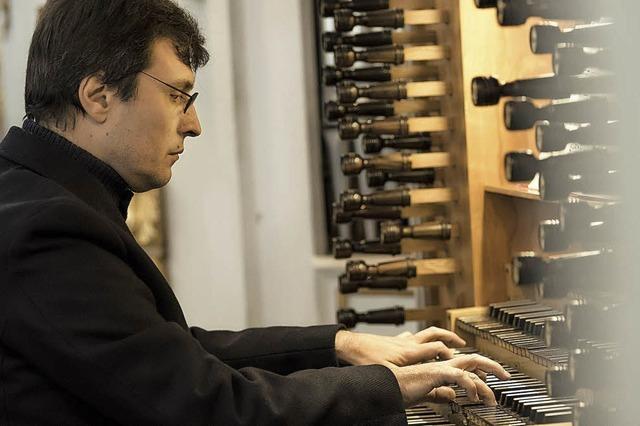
[315,0,622,421]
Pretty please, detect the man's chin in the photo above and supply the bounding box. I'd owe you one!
[131,171,172,193]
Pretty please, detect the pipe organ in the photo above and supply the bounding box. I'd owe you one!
[316,0,622,423]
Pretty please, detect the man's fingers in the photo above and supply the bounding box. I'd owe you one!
[414,326,466,348]
[467,372,497,406]
[451,368,479,402]
[447,354,511,380]
[412,341,454,363]
[425,386,456,403]
[474,369,487,382]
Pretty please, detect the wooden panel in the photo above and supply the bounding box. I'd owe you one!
[455,1,570,305]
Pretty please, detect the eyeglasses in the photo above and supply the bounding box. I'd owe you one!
[140,71,199,113]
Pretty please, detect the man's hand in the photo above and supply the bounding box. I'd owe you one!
[389,354,511,408]
[335,327,466,367]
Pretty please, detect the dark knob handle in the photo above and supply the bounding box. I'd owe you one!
[475,0,497,8]
[321,0,391,17]
[337,309,359,328]
[504,151,537,182]
[335,9,404,32]
[333,238,354,259]
[340,189,364,211]
[471,76,502,106]
[363,134,433,153]
[346,260,370,281]
[545,368,576,398]
[535,122,569,152]
[538,219,567,252]
[512,253,545,285]
[338,274,408,294]
[530,25,561,54]
[337,307,405,328]
[497,0,529,26]
[362,306,405,325]
[334,45,357,68]
[504,100,539,131]
[379,221,403,244]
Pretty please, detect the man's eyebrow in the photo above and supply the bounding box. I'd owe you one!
[172,79,194,92]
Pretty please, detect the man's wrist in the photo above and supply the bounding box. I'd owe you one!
[335,330,356,365]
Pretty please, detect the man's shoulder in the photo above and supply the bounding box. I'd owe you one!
[0,155,86,215]
[0,157,112,249]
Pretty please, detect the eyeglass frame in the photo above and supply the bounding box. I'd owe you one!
[140,71,199,114]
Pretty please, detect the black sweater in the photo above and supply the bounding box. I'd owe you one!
[0,121,406,425]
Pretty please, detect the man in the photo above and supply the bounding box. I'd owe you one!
[0,0,509,424]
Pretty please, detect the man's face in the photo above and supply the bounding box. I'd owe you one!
[105,38,202,192]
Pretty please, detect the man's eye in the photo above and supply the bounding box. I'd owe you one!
[171,94,187,104]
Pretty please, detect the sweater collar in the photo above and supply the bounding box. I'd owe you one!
[0,120,134,222]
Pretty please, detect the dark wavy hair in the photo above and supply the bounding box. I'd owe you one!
[25,0,210,129]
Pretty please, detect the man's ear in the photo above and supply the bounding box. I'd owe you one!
[77,74,116,124]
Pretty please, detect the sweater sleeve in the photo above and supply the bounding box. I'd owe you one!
[1,200,407,426]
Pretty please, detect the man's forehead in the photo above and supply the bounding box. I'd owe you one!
[148,38,196,89]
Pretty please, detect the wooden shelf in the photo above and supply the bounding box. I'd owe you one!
[485,184,541,201]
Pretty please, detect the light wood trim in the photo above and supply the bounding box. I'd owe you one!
[404,45,448,61]
[409,187,455,204]
[410,152,451,168]
[404,9,448,26]
[406,81,449,98]
[415,257,457,276]
[408,116,450,133]
[446,306,489,331]
[393,99,441,114]
[401,239,446,253]
[390,0,436,9]
[393,29,438,45]
[409,275,451,288]
[390,63,440,81]
[405,306,447,322]
[401,204,447,218]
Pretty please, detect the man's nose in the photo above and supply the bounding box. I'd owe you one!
[181,106,202,138]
